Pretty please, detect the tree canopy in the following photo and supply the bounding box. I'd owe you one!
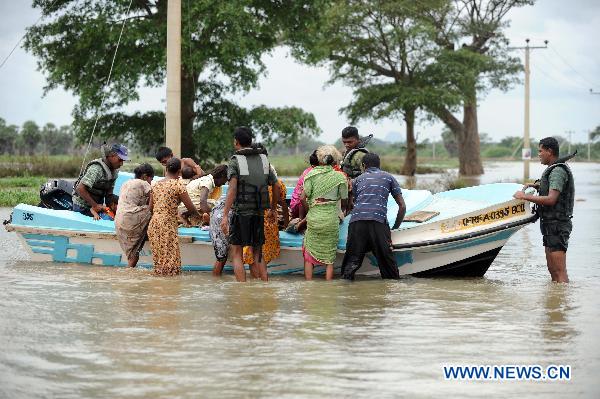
[24,0,322,164]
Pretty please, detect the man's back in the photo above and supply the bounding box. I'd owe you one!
[350,167,402,225]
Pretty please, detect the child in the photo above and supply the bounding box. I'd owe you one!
[92,194,118,221]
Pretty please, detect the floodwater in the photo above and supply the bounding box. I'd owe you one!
[0,161,598,398]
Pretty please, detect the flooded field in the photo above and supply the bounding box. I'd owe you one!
[1,161,599,398]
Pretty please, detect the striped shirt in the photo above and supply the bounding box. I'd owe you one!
[350,167,402,225]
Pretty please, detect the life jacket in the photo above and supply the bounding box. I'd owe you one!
[232,147,271,212]
[538,157,575,222]
[341,147,369,179]
[73,158,118,205]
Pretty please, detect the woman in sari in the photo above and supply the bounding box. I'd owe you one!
[301,145,348,280]
[114,163,154,268]
[148,158,199,276]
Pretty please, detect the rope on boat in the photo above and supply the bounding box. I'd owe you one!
[79,0,135,176]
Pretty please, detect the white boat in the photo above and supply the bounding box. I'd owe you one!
[4,173,536,277]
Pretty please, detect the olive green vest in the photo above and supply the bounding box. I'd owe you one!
[73,158,118,205]
[232,153,271,212]
[538,162,574,221]
[341,147,369,179]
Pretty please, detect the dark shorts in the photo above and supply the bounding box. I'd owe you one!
[540,220,572,252]
[229,213,265,247]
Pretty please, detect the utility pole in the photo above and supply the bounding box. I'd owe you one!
[588,130,591,161]
[566,130,573,154]
[166,0,181,157]
[432,137,436,160]
[509,39,548,182]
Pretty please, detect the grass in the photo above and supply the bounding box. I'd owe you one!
[0,176,46,207]
[0,155,164,178]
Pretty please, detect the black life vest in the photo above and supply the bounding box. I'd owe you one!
[538,159,575,221]
[232,147,271,212]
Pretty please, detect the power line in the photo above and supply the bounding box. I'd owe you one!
[0,0,62,70]
[550,46,600,88]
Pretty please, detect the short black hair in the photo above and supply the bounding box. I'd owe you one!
[234,126,253,147]
[539,137,560,157]
[181,166,195,180]
[362,153,380,169]
[134,163,155,179]
[155,146,172,161]
[166,157,181,174]
[309,150,319,167]
[341,126,359,139]
[105,194,119,206]
[210,164,228,180]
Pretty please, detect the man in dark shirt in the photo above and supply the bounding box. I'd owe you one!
[341,153,406,280]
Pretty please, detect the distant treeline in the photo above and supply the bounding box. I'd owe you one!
[0,118,78,156]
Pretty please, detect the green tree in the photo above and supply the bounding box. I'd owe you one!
[441,128,458,157]
[291,0,463,175]
[591,125,600,141]
[424,0,533,175]
[0,118,19,155]
[24,0,321,164]
[41,123,74,155]
[21,121,41,156]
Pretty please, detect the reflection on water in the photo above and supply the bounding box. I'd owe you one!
[1,162,599,398]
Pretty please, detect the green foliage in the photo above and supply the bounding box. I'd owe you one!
[24,0,322,161]
[21,121,41,156]
[482,145,512,158]
[0,177,46,207]
[0,118,18,155]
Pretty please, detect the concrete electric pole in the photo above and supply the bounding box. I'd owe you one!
[509,39,548,182]
[166,0,181,157]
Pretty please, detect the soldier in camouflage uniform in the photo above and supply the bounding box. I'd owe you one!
[340,126,369,179]
[514,137,574,283]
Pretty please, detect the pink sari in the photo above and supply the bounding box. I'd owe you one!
[290,166,313,216]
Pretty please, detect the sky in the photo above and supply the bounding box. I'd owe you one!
[0,0,599,145]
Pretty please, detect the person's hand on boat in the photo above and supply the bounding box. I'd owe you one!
[513,191,526,200]
[92,203,104,214]
[90,208,101,221]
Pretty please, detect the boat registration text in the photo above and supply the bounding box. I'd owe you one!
[441,203,526,233]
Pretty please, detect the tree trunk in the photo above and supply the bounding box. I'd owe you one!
[430,101,484,176]
[180,69,197,160]
[401,108,417,176]
[459,96,484,175]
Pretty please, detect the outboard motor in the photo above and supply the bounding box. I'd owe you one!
[39,179,74,210]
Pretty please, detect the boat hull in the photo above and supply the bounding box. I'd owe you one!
[5,181,536,277]
[9,220,527,277]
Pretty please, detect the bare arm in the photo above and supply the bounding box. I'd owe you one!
[180,191,199,216]
[198,187,211,214]
[76,184,104,213]
[513,189,560,207]
[148,193,154,213]
[221,177,237,235]
[392,194,406,230]
[182,158,204,178]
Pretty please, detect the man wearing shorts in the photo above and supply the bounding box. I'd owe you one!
[514,137,575,283]
[221,127,278,282]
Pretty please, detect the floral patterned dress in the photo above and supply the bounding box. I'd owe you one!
[148,178,186,276]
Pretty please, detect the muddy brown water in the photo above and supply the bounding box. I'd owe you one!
[0,162,599,398]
